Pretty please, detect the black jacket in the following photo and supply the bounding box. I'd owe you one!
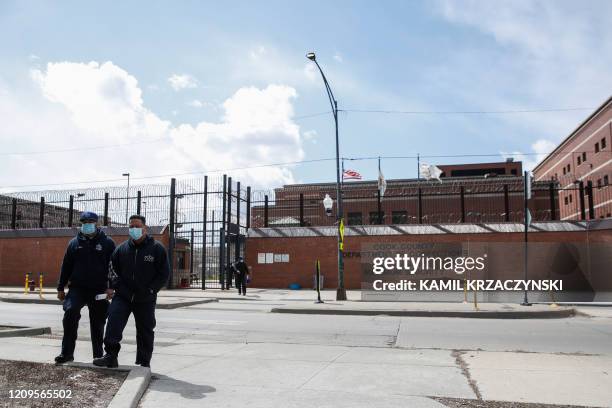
[57,229,116,292]
[235,260,249,275]
[109,235,170,303]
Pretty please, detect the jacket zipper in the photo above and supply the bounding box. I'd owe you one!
[131,248,138,302]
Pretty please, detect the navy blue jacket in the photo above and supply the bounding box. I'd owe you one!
[109,235,170,303]
[57,229,116,292]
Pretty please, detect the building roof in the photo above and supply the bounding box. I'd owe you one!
[532,95,612,173]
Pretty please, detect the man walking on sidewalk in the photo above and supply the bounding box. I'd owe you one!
[94,215,169,368]
[234,257,250,296]
[55,211,116,365]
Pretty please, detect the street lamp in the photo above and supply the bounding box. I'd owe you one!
[122,173,130,225]
[307,51,346,301]
[323,194,333,216]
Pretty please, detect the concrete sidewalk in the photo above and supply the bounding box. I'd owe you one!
[1,286,607,318]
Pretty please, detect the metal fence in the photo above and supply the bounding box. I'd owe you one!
[0,175,250,290]
[250,176,612,227]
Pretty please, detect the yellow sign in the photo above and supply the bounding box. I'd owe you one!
[339,218,345,251]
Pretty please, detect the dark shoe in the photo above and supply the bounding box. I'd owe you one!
[54,354,74,365]
[139,362,150,368]
[242,293,246,296]
[93,354,118,368]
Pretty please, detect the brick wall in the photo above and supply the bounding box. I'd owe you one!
[0,227,170,287]
[246,226,612,291]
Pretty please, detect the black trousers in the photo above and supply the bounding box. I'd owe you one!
[61,287,108,358]
[235,272,247,294]
[103,295,156,365]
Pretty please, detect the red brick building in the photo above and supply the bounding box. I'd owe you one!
[533,96,612,220]
[252,161,555,228]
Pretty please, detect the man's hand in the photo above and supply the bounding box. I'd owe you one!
[106,288,115,300]
[57,290,65,301]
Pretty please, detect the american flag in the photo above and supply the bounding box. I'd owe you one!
[342,169,362,180]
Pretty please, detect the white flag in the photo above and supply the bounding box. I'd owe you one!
[419,163,443,182]
[378,168,387,197]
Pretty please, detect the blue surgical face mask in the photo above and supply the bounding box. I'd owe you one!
[81,223,96,235]
[129,227,143,240]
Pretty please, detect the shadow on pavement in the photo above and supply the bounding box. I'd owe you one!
[149,374,216,399]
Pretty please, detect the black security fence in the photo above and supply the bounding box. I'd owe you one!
[250,177,612,227]
[0,175,250,290]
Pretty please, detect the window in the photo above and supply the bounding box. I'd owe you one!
[602,137,607,149]
[595,142,600,153]
[604,175,609,186]
[597,179,602,189]
[347,212,363,226]
[582,152,586,162]
[563,167,567,175]
[369,211,384,225]
[567,164,571,173]
[569,194,573,203]
[564,196,568,205]
[391,211,408,224]
[577,156,581,165]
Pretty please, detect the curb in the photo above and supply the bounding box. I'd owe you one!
[270,307,576,319]
[68,362,151,408]
[0,297,61,305]
[156,298,218,309]
[0,326,51,337]
[0,297,218,309]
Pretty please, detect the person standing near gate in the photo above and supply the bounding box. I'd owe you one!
[234,257,249,296]
[94,215,169,368]
[55,211,116,365]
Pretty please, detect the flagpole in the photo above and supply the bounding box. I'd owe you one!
[417,153,420,181]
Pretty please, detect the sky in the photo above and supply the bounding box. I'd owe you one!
[1,0,611,192]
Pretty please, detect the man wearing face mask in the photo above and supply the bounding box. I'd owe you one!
[55,212,116,365]
[94,215,169,368]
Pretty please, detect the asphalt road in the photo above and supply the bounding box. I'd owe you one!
[1,300,611,407]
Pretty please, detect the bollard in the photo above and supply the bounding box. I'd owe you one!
[463,272,468,304]
[24,273,29,295]
[473,276,479,311]
[550,289,558,308]
[314,260,323,304]
[38,272,44,299]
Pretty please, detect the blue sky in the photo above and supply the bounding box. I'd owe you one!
[1,0,611,191]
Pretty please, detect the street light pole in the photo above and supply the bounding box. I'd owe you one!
[122,173,130,225]
[306,52,346,301]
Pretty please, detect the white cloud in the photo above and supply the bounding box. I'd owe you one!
[303,129,317,144]
[501,138,557,171]
[433,0,612,154]
[187,99,203,108]
[333,53,343,63]
[167,73,198,91]
[0,61,305,190]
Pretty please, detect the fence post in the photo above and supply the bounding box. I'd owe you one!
[38,197,45,228]
[264,195,269,227]
[136,191,142,215]
[418,188,423,224]
[11,198,17,229]
[578,181,586,220]
[222,175,227,231]
[68,195,74,227]
[377,189,382,224]
[235,181,241,262]
[549,182,556,221]
[202,175,208,290]
[168,178,176,289]
[219,227,225,289]
[103,193,109,226]
[460,186,466,223]
[189,228,194,287]
[246,186,251,230]
[227,177,232,231]
[587,180,595,219]
[299,193,304,227]
[504,184,510,222]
